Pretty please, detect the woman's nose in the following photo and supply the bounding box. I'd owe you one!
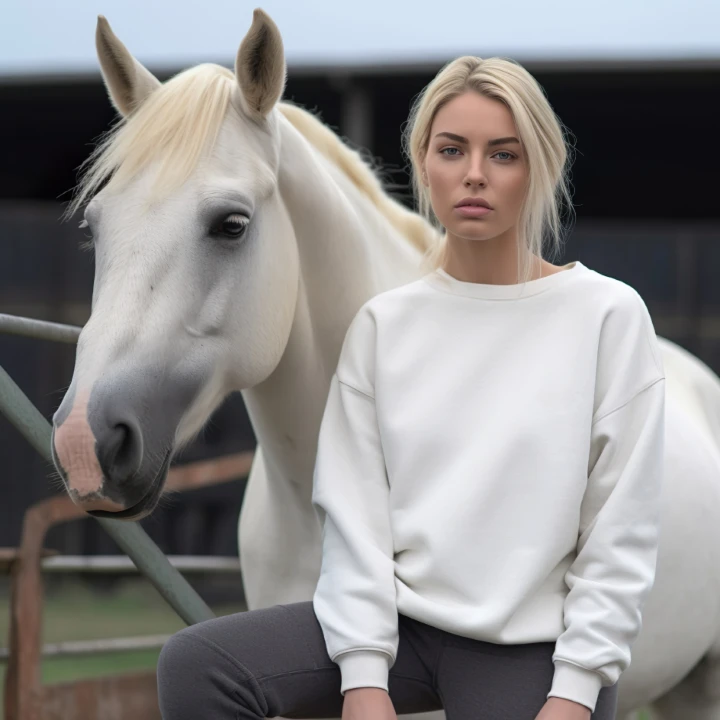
[463,156,487,187]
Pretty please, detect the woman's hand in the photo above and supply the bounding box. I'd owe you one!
[342,687,398,720]
[535,697,592,719]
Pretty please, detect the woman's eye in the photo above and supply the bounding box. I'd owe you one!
[214,214,249,239]
[494,151,515,161]
[440,147,461,156]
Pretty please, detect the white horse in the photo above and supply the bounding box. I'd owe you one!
[51,9,720,720]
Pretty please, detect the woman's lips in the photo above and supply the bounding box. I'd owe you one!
[455,205,493,218]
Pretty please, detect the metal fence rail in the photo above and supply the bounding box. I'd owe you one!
[0,314,216,627]
[0,635,172,663]
[0,313,82,344]
[40,555,241,574]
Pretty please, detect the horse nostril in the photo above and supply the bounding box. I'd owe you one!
[96,419,144,485]
[113,422,132,463]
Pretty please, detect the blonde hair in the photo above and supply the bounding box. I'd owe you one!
[402,56,575,281]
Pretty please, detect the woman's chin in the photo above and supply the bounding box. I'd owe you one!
[449,227,495,243]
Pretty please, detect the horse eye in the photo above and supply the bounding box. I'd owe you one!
[214,214,249,239]
[78,218,94,250]
[79,218,93,236]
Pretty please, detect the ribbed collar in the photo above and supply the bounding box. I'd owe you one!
[423,261,585,300]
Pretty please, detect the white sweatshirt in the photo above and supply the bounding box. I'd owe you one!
[311,261,665,712]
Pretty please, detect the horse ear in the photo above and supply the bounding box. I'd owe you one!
[235,9,286,119]
[95,15,161,117]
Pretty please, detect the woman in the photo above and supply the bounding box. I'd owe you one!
[157,55,664,720]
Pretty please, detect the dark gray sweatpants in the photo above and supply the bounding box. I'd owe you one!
[157,601,618,719]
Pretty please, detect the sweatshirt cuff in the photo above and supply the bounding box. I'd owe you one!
[335,650,392,695]
[548,661,604,712]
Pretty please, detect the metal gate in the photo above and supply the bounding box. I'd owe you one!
[0,312,238,719]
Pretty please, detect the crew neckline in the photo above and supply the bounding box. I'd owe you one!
[423,261,585,300]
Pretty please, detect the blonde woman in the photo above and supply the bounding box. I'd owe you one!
[157,56,664,720]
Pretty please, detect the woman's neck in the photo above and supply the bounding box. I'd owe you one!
[441,230,559,285]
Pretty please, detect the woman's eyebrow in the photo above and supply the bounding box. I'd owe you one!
[434,132,520,147]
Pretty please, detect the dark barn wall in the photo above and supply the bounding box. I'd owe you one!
[0,64,718,558]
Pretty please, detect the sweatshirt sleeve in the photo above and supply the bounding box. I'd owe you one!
[549,290,665,712]
[311,306,398,695]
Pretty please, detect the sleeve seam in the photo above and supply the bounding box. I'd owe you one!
[552,658,604,677]
[591,376,664,427]
[333,647,395,662]
[337,377,375,400]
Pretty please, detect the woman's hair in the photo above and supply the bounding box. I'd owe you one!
[402,56,575,282]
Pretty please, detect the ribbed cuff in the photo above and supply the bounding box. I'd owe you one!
[336,650,391,695]
[548,661,604,712]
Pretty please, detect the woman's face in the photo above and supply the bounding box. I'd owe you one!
[423,91,529,243]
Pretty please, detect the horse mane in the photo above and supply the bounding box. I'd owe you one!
[278,103,434,254]
[69,62,435,254]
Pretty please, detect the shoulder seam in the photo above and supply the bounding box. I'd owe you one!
[591,376,664,427]
[337,377,375,400]
[632,294,664,378]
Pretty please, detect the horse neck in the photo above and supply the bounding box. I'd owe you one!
[241,115,425,497]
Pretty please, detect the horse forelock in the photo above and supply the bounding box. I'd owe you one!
[69,63,236,217]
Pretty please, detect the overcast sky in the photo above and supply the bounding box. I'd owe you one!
[3,0,719,77]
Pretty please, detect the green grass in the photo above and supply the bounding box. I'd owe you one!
[39,649,162,684]
[0,579,246,719]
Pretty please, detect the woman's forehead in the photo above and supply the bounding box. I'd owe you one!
[431,93,518,139]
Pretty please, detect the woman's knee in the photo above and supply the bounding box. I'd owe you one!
[157,627,214,695]
[157,624,251,718]
[157,627,198,687]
